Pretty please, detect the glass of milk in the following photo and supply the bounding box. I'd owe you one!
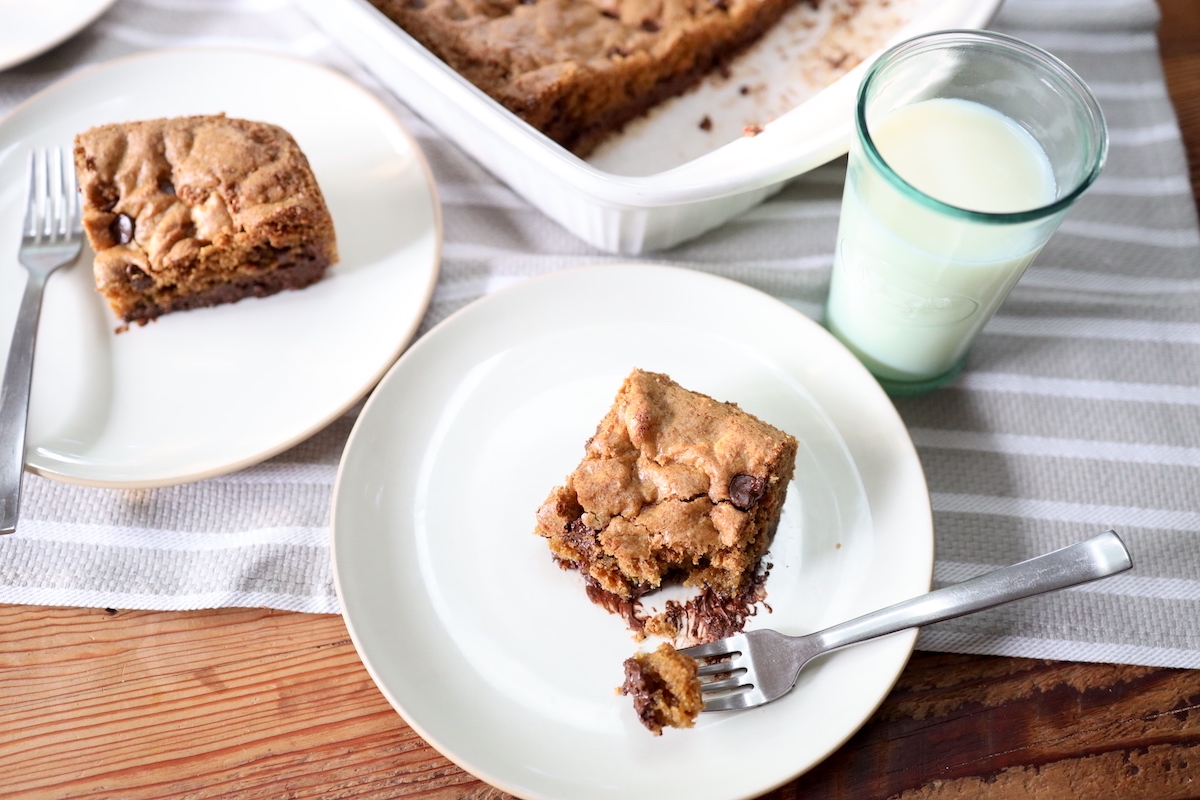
[824,31,1108,395]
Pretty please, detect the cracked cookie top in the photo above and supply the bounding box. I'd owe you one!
[535,369,798,601]
[75,114,337,295]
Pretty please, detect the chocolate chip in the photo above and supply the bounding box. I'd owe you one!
[640,18,661,32]
[729,474,766,510]
[158,179,176,195]
[699,115,713,131]
[111,213,134,245]
[407,0,425,8]
[563,518,598,557]
[125,265,153,292]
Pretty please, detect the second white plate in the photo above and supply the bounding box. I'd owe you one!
[0,0,117,72]
[0,49,441,487]
[332,264,933,800]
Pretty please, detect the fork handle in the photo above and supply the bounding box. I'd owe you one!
[0,270,49,535]
[814,531,1133,653]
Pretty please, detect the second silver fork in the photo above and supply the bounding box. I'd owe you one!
[0,148,84,535]
[681,530,1133,712]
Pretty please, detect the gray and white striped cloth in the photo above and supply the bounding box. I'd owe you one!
[2,0,1198,669]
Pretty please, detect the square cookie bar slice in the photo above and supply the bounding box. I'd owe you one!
[74,114,337,327]
[535,369,798,601]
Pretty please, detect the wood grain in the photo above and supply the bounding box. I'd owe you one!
[1160,0,1200,218]
[4,605,1200,799]
[769,654,1200,799]
[1,606,481,799]
[2,2,1199,799]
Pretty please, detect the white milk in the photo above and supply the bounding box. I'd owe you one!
[825,98,1058,383]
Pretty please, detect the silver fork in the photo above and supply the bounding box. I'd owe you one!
[0,148,84,534]
[681,530,1133,712]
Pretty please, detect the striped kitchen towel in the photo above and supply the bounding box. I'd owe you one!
[0,0,1197,668]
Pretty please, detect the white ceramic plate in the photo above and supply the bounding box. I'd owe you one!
[332,264,932,800]
[0,0,117,72]
[0,49,441,488]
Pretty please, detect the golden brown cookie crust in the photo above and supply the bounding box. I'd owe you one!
[535,369,798,603]
[74,114,337,326]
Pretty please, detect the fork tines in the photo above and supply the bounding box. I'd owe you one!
[23,147,81,246]
[681,634,757,711]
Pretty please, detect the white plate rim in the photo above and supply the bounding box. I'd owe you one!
[0,46,444,489]
[0,0,119,73]
[330,262,934,800]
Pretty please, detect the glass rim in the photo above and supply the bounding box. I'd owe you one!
[856,29,1109,225]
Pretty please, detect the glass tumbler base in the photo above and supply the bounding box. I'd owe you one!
[872,356,967,397]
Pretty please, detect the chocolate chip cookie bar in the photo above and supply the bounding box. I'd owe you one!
[74,114,337,327]
[367,0,800,156]
[535,369,798,605]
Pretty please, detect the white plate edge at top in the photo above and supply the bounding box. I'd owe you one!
[0,0,119,73]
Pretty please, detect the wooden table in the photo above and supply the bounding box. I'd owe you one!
[5,4,1200,798]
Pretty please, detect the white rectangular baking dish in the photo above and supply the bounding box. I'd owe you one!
[298,0,1001,253]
